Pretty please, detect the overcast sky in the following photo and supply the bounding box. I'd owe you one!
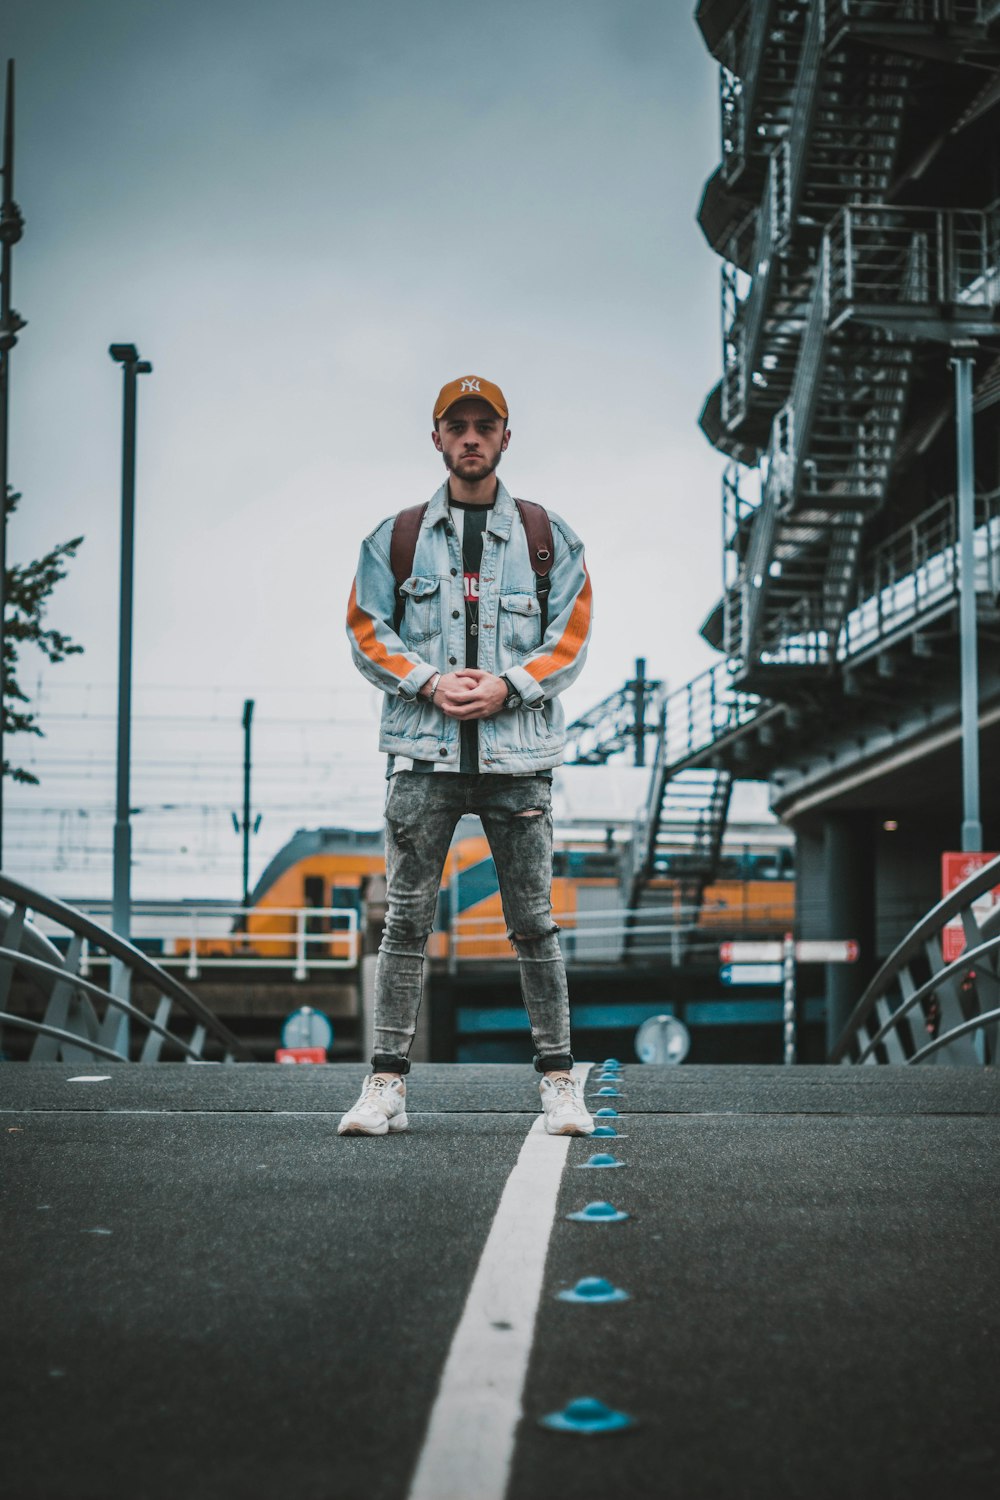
[4,0,728,899]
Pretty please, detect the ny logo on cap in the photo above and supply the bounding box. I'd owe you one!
[460,378,481,394]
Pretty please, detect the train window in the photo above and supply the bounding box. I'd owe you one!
[304,876,327,933]
[332,884,361,914]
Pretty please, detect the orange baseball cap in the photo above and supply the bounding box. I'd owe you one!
[433,375,508,422]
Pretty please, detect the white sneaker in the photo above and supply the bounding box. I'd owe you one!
[338,1075,409,1136]
[540,1074,594,1136]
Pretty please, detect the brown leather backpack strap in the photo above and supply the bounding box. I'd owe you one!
[514,498,555,635]
[390,502,429,631]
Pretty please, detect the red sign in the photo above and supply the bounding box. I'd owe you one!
[941,852,1000,963]
[275,1047,327,1065]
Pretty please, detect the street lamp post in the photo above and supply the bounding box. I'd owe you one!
[241,698,254,907]
[952,352,982,853]
[108,344,152,1043]
[0,60,26,867]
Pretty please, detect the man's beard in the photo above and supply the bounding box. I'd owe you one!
[444,449,501,484]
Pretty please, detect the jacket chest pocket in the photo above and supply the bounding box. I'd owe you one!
[399,576,442,644]
[500,592,541,656]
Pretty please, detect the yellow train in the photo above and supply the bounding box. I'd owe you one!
[180,821,794,964]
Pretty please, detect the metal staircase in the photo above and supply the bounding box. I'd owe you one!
[620,666,772,946]
[720,1,917,449]
[718,1,808,194]
[736,252,917,676]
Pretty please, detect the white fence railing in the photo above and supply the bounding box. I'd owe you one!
[450,901,796,967]
[36,904,361,982]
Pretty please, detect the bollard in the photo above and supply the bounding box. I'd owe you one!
[539,1396,635,1434]
[557,1276,630,1305]
[566,1200,630,1223]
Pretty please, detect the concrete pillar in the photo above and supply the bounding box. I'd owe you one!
[823,812,876,1057]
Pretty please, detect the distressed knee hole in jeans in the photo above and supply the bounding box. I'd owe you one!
[515,808,543,817]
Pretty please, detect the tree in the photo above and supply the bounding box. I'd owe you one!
[4,488,83,784]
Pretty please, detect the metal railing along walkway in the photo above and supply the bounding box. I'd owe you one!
[48,901,362,981]
[831,854,1000,1064]
[840,488,1000,658]
[0,875,252,1064]
[677,477,1000,774]
[827,204,1000,336]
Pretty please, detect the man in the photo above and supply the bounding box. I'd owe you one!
[341,375,594,1137]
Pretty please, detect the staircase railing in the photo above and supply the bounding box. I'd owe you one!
[827,1,987,25]
[840,488,1000,658]
[739,257,827,662]
[721,0,779,185]
[738,158,780,418]
[830,855,1000,1064]
[0,874,252,1063]
[827,205,1000,325]
[622,664,770,909]
[775,0,826,244]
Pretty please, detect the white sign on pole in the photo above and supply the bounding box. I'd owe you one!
[794,940,859,964]
[720,941,782,963]
[720,940,858,964]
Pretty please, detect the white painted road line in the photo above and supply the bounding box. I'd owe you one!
[406,1064,592,1500]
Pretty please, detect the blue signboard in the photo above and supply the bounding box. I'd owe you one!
[720,963,784,987]
[281,1006,334,1050]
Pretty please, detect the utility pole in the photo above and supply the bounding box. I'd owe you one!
[108,344,152,1036]
[232,700,261,926]
[241,698,254,907]
[629,657,648,767]
[952,350,982,853]
[0,60,27,867]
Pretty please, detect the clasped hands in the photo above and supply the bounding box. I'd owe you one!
[420,668,507,720]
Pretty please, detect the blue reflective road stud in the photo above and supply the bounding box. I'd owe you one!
[539,1397,636,1434]
[595,1107,619,1117]
[566,1200,630,1222]
[576,1153,625,1169]
[557,1277,631,1305]
[596,1086,621,1096]
[591,1125,623,1137]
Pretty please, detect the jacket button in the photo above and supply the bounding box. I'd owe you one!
[451,567,457,576]
[452,609,460,618]
[449,656,457,665]
[439,747,448,757]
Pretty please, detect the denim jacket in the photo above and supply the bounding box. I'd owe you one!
[346,480,592,772]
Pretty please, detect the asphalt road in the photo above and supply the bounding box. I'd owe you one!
[2,1062,999,1500]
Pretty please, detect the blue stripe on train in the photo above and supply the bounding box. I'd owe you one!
[436,855,500,927]
[456,999,826,1033]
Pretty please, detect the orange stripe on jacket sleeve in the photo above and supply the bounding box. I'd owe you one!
[347,579,415,681]
[524,565,592,683]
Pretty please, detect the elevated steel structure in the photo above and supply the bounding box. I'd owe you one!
[630,4,1000,1040]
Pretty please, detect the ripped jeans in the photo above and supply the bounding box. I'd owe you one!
[372,771,573,1075]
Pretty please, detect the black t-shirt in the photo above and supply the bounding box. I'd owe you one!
[457,504,488,773]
